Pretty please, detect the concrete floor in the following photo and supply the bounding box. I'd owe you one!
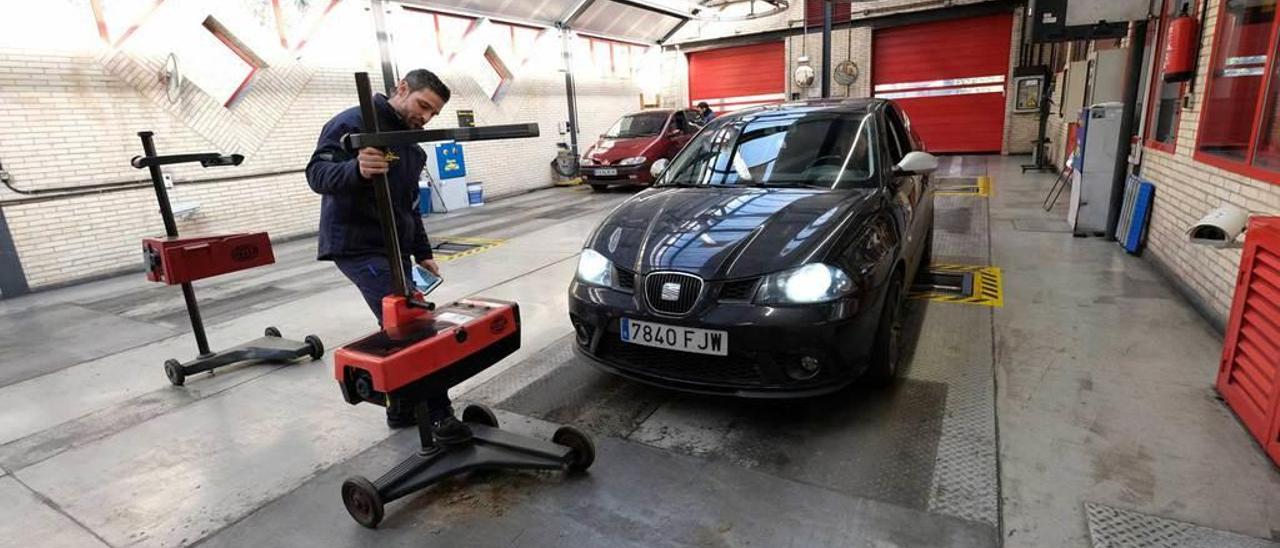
[0,158,1276,548]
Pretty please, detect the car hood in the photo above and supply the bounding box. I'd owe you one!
[586,136,657,163]
[587,186,878,279]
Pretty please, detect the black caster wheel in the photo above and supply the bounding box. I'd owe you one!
[264,326,282,338]
[552,426,595,472]
[461,404,499,428]
[305,335,324,360]
[341,476,384,529]
[164,359,185,387]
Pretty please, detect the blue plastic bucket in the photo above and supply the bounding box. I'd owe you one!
[418,187,432,215]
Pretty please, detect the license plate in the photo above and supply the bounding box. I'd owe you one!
[620,318,727,356]
[595,168,617,176]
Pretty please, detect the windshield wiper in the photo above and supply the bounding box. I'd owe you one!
[751,181,831,189]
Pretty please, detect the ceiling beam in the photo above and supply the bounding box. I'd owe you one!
[559,0,597,26]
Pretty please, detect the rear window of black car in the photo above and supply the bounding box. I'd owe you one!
[656,110,876,189]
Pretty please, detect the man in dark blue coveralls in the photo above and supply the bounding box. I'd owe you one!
[306,69,454,430]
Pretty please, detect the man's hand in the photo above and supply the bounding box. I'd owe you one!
[357,147,390,180]
[418,259,440,278]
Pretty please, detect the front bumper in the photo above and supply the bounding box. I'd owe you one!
[581,164,653,185]
[567,280,882,398]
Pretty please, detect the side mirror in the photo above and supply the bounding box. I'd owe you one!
[650,158,670,179]
[894,151,939,174]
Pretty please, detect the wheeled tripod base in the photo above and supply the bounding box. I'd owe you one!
[163,327,323,386]
[341,402,594,528]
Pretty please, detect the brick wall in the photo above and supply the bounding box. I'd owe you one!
[1002,10,1037,155]
[0,1,640,290]
[1138,0,1278,328]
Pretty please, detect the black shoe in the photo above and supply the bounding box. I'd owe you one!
[431,416,472,445]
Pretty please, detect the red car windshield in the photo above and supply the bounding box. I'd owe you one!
[604,112,668,139]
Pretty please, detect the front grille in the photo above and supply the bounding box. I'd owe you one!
[615,268,636,291]
[719,278,760,301]
[596,336,764,386]
[645,272,703,315]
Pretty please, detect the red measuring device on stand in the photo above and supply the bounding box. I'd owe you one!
[132,132,323,386]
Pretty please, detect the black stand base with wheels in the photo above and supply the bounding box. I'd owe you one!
[341,402,594,528]
[132,131,324,386]
[164,327,323,386]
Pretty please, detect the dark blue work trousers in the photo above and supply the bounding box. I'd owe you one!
[334,254,414,326]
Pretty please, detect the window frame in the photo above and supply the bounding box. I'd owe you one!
[1144,0,1196,154]
[1193,0,1280,184]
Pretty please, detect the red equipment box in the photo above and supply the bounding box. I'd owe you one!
[1218,216,1280,467]
[335,299,520,405]
[143,232,275,285]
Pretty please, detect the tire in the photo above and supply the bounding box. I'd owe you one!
[590,184,607,193]
[264,326,281,338]
[341,476,384,529]
[552,426,595,472]
[305,335,324,361]
[461,404,499,428]
[164,359,185,387]
[866,274,905,385]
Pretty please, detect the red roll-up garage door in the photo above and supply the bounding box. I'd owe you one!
[873,13,1013,153]
[688,41,785,114]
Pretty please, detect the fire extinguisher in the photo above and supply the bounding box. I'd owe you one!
[1163,6,1199,83]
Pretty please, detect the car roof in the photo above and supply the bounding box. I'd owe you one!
[718,98,886,120]
[629,108,678,115]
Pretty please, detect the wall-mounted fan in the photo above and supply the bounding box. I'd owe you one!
[159,53,182,104]
[691,0,789,22]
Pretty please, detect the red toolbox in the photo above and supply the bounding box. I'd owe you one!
[143,232,275,285]
[1217,216,1280,466]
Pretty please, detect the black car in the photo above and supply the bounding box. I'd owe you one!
[568,98,937,397]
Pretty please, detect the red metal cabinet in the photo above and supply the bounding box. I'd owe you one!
[1218,216,1280,466]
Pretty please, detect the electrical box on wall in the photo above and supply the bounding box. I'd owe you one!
[1030,0,1130,42]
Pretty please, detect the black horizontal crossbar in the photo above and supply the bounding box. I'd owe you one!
[131,153,244,169]
[341,123,540,152]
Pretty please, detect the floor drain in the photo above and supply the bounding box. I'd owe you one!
[910,263,1003,307]
[432,236,505,262]
[935,176,991,197]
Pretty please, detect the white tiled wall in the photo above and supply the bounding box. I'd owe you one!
[0,1,641,289]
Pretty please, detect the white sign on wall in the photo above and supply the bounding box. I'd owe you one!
[1065,0,1148,26]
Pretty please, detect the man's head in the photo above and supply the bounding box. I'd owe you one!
[697,101,711,112]
[389,69,451,129]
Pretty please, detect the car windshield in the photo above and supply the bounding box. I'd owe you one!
[655,109,877,189]
[605,112,669,139]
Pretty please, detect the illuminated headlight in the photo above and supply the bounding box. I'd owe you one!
[618,156,647,166]
[580,157,596,166]
[755,263,853,304]
[576,248,614,287]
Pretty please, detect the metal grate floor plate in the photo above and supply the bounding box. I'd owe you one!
[1086,503,1279,548]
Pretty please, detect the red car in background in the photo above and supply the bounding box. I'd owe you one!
[581,108,704,191]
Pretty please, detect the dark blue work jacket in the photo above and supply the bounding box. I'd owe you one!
[306,94,432,262]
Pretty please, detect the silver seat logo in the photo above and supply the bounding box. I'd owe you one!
[661,282,681,301]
